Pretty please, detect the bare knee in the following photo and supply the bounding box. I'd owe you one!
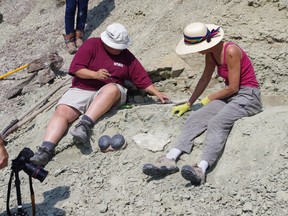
[99,83,120,98]
[54,104,80,123]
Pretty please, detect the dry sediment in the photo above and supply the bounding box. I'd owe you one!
[0,0,287,215]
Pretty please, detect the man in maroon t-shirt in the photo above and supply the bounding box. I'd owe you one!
[31,23,170,167]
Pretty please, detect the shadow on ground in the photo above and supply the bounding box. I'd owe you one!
[85,0,115,39]
[2,186,70,216]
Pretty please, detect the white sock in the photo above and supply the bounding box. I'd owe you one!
[198,160,209,174]
[166,148,182,160]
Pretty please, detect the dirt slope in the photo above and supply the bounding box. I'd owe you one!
[0,0,287,215]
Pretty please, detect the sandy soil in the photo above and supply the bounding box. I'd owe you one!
[0,0,287,215]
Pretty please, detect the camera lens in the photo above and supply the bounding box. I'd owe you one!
[24,162,48,182]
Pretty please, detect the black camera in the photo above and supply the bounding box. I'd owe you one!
[12,147,48,182]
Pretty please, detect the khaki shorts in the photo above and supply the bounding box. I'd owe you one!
[57,84,127,114]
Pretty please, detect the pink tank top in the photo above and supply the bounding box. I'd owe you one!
[215,42,259,88]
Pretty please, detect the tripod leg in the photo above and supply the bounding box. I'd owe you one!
[6,171,14,216]
[29,176,36,216]
[14,172,28,215]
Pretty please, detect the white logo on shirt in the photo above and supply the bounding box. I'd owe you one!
[114,62,123,67]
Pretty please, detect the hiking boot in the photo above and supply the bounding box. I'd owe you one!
[181,165,206,185]
[63,32,77,54]
[30,146,54,168]
[142,155,179,177]
[70,120,92,145]
[75,30,84,48]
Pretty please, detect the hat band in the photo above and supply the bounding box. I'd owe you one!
[184,27,220,45]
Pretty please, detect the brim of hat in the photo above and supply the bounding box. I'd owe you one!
[100,31,131,50]
[175,24,224,55]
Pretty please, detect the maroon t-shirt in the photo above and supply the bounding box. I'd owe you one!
[68,38,152,91]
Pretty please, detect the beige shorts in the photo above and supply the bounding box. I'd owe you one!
[57,84,127,114]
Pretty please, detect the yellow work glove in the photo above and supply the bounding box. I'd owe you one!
[171,102,190,117]
[200,96,211,106]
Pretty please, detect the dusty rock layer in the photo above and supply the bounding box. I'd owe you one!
[0,0,287,216]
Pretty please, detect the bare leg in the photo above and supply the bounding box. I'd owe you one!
[44,104,81,144]
[31,104,81,167]
[69,84,121,145]
[85,83,121,122]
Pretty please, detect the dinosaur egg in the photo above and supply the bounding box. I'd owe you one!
[111,134,126,150]
[98,135,112,151]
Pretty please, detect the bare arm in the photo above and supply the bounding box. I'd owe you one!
[208,45,241,101]
[74,68,111,80]
[0,135,8,169]
[187,54,216,106]
[144,84,170,103]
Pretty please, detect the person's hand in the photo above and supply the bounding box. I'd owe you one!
[157,93,170,104]
[95,69,111,80]
[171,102,190,117]
[200,96,211,106]
[0,136,8,169]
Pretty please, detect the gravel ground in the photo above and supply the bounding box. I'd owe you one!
[0,0,287,215]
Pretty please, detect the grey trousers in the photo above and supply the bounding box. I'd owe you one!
[174,86,262,167]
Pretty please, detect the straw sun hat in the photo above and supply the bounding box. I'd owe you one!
[101,23,131,50]
[176,22,224,55]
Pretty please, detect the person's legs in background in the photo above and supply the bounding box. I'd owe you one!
[65,0,77,35]
[64,0,77,54]
[75,0,89,48]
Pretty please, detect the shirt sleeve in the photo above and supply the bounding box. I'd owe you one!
[127,53,152,89]
[68,38,96,76]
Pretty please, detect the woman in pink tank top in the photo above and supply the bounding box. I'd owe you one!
[143,22,262,186]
